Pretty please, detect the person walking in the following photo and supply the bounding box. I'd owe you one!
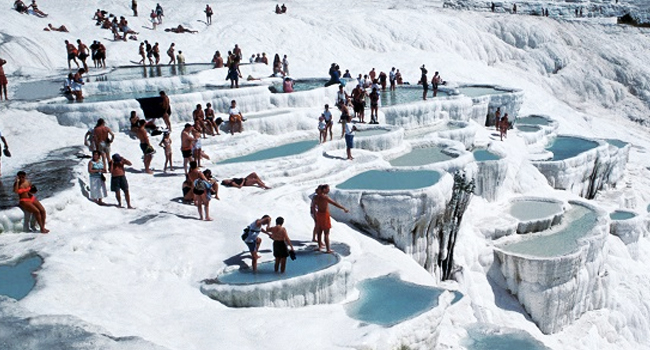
[132,0,138,16]
[65,40,79,70]
[0,58,8,100]
[167,43,175,65]
[205,4,213,24]
[109,154,134,208]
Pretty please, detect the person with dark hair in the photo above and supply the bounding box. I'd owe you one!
[109,154,134,208]
[243,215,272,271]
[212,51,223,68]
[158,131,173,172]
[71,68,85,101]
[93,118,114,170]
[181,123,195,174]
[221,172,270,189]
[228,100,244,134]
[28,0,48,17]
[160,91,172,131]
[65,40,79,70]
[88,150,107,205]
[14,0,28,13]
[76,40,89,72]
[187,160,212,221]
[205,4,213,24]
[312,184,348,253]
[134,119,155,174]
[266,217,294,273]
[132,0,138,16]
[167,43,176,65]
[431,71,442,97]
[0,58,8,100]
[420,64,428,100]
[14,171,49,233]
[44,23,68,32]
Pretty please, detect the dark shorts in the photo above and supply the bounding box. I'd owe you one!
[78,53,89,61]
[273,240,289,258]
[182,149,192,158]
[68,53,77,60]
[97,52,106,60]
[345,134,354,149]
[110,175,129,192]
[193,188,205,195]
[140,143,155,155]
[245,241,257,253]
[353,101,363,113]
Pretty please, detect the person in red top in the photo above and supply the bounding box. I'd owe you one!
[0,58,8,100]
[65,40,79,70]
[14,171,49,234]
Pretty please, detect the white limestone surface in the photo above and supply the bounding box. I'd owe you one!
[329,172,454,272]
[200,259,352,308]
[493,201,609,334]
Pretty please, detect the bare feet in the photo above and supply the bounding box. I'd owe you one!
[127,206,135,209]
[41,228,50,234]
[146,170,154,174]
[205,217,213,221]
[325,250,333,254]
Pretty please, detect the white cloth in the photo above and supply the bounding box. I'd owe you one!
[229,107,241,116]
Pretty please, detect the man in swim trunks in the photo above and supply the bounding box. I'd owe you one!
[13,171,49,233]
[109,153,134,208]
[181,123,195,174]
[160,91,172,131]
[97,41,106,68]
[0,57,8,100]
[93,118,114,170]
[152,42,160,65]
[193,104,206,137]
[135,120,155,174]
[76,39,89,72]
[265,217,294,273]
[312,184,348,253]
[65,40,79,70]
[243,215,272,272]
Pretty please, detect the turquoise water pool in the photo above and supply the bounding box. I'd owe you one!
[379,87,451,106]
[606,139,628,149]
[60,85,226,103]
[92,63,213,82]
[515,116,550,126]
[546,136,599,161]
[458,86,509,97]
[389,146,456,167]
[0,255,43,300]
[610,210,636,220]
[356,129,391,137]
[216,250,338,285]
[473,149,501,161]
[345,275,462,326]
[269,79,329,93]
[336,170,442,191]
[500,204,598,257]
[516,125,541,133]
[510,200,563,221]
[462,324,549,350]
[220,140,319,164]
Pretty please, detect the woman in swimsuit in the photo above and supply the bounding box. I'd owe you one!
[13,171,49,233]
[187,161,212,221]
[221,172,270,189]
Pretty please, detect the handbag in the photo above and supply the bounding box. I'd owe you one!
[241,227,250,241]
[3,148,10,157]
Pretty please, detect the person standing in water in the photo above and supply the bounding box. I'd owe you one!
[266,217,294,273]
[243,215,272,272]
[420,64,428,100]
[14,171,49,233]
[312,184,348,253]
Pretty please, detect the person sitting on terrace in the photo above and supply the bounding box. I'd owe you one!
[164,25,198,34]
[43,23,69,32]
[27,0,48,17]
[14,0,28,13]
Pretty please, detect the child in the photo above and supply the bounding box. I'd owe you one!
[158,131,173,171]
[318,115,327,143]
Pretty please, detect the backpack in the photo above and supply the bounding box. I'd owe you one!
[241,227,250,241]
[194,179,207,192]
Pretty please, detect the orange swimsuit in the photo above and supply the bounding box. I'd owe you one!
[17,187,35,203]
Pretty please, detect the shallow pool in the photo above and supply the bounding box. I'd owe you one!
[91,63,213,82]
[462,323,550,350]
[355,129,391,137]
[0,255,43,300]
[60,85,226,103]
[473,149,501,162]
[389,146,456,167]
[606,139,628,149]
[499,204,598,257]
[515,116,550,126]
[379,87,451,106]
[545,136,599,161]
[458,86,509,97]
[13,79,63,101]
[515,125,541,133]
[216,250,338,285]
[220,140,319,164]
[336,170,441,191]
[509,200,563,221]
[345,275,462,326]
[269,79,329,93]
[610,210,636,221]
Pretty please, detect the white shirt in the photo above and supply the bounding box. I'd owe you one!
[229,107,241,116]
[322,110,332,123]
[344,122,355,136]
[389,71,396,81]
